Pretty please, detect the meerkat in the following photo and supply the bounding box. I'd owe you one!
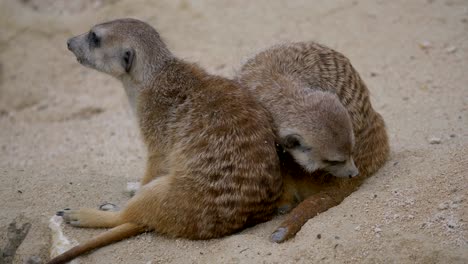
[236,42,390,242]
[48,18,282,263]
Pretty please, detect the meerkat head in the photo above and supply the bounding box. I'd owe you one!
[67,18,171,83]
[279,91,359,178]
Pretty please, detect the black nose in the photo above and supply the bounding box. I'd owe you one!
[67,39,72,50]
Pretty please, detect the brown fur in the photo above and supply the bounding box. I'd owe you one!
[237,42,390,242]
[49,19,282,263]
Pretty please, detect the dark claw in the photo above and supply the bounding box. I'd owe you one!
[64,208,71,211]
[271,227,288,243]
[277,205,291,215]
[56,211,64,216]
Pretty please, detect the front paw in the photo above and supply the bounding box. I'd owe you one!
[277,204,292,215]
[271,227,289,243]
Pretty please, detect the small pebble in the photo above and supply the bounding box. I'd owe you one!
[374,227,382,233]
[429,137,442,144]
[445,46,457,53]
[449,134,456,138]
[419,40,432,50]
[370,72,378,77]
[99,203,120,211]
[317,234,322,239]
[447,220,457,229]
[354,225,361,231]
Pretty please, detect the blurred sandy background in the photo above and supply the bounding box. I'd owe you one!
[0,0,467,263]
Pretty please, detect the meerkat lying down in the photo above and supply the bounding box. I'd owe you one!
[237,42,390,242]
[49,19,283,263]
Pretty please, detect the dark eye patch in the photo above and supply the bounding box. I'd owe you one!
[284,134,301,149]
[89,31,100,48]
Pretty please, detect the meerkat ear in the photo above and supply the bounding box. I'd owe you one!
[283,134,303,149]
[122,48,135,73]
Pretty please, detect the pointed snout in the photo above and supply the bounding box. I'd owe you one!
[67,35,83,52]
[66,36,86,64]
[347,159,359,178]
[66,37,75,51]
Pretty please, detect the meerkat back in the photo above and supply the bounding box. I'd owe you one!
[239,41,389,179]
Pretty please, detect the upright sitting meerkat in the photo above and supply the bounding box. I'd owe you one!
[49,18,282,263]
[237,42,389,242]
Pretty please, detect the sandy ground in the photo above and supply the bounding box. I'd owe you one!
[0,0,467,263]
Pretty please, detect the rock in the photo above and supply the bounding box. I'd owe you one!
[99,203,120,211]
[429,137,442,144]
[1,219,32,264]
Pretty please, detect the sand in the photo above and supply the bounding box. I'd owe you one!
[0,0,467,263]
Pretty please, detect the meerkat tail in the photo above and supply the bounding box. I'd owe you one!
[47,223,146,264]
[271,188,353,243]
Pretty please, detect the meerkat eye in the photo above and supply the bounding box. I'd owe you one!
[89,31,100,47]
[324,160,345,166]
[283,134,302,149]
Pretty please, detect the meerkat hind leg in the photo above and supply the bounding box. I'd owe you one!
[276,185,299,215]
[58,208,124,228]
[121,175,172,224]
